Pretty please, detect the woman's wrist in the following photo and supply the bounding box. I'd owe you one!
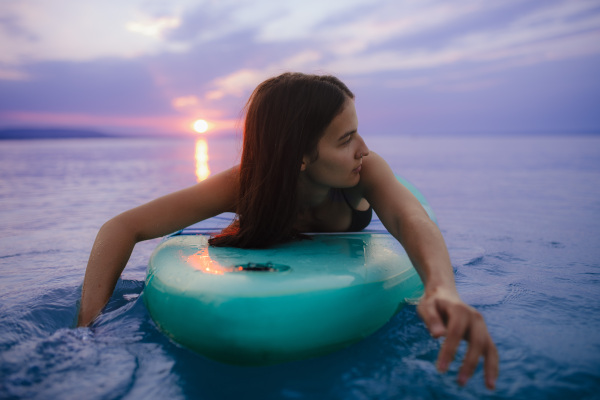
[424,281,460,299]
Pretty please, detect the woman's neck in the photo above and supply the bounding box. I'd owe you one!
[296,173,331,210]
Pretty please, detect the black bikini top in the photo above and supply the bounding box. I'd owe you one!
[341,190,373,232]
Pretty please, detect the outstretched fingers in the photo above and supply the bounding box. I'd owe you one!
[417,297,447,338]
[483,339,499,389]
[417,292,499,389]
[441,304,498,389]
[456,312,487,385]
[436,304,470,372]
[456,311,498,389]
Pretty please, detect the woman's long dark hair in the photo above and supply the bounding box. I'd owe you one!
[209,72,354,248]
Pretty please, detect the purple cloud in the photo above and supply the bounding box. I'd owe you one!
[0,0,598,136]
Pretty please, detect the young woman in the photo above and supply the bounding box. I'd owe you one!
[77,72,498,389]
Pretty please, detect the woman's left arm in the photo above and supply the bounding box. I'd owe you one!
[360,152,498,389]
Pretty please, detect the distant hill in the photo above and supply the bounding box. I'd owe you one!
[0,128,116,140]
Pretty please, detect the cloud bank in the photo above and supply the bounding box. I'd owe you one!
[0,0,598,135]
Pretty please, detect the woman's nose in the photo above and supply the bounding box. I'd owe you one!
[355,136,370,159]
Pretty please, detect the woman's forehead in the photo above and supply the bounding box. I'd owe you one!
[321,100,358,141]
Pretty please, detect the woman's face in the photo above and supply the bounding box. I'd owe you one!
[302,98,369,188]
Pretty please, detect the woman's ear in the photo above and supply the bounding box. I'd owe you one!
[300,155,309,171]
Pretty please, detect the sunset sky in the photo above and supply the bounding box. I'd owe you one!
[0,0,599,137]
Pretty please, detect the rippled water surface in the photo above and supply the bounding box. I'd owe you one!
[1,135,599,399]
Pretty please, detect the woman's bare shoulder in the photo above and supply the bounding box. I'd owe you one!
[357,152,396,192]
[340,152,392,208]
[358,152,426,225]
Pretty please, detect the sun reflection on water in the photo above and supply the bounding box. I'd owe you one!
[195,138,210,182]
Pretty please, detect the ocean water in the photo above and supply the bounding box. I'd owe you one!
[1,134,599,399]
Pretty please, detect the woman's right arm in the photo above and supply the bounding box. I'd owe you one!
[77,167,239,327]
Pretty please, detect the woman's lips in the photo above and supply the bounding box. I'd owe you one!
[353,164,362,173]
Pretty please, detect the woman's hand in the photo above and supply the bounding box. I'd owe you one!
[417,286,499,389]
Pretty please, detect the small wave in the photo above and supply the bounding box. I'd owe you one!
[449,246,486,267]
[459,283,509,306]
[501,283,530,304]
[0,285,81,344]
[0,248,61,260]
[464,255,485,267]
[101,279,145,314]
[1,328,139,400]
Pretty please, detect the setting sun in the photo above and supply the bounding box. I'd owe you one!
[193,119,209,134]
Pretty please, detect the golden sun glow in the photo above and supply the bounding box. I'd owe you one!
[186,248,236,275]
[195,139,210,182]
[193,119,209,134]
